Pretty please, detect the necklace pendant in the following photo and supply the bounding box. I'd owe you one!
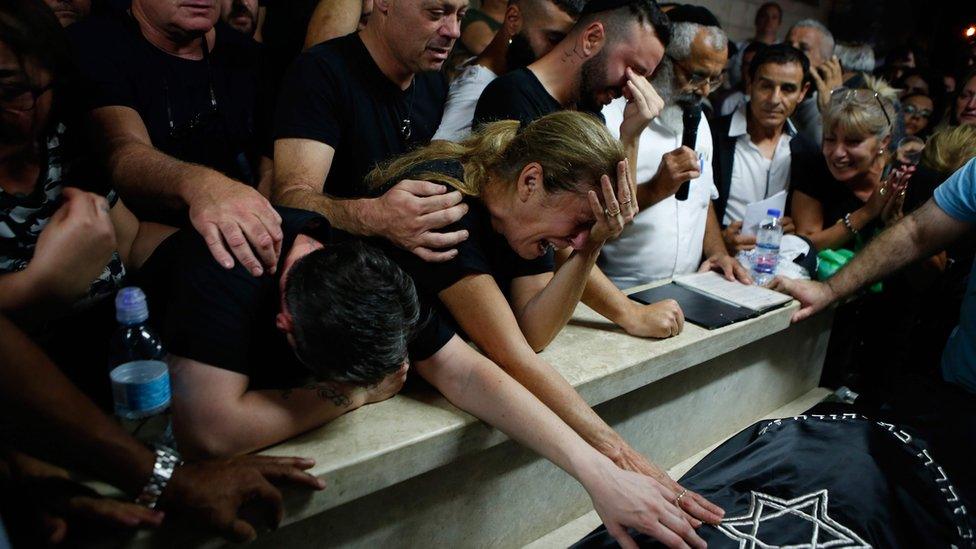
[400,118,412,141]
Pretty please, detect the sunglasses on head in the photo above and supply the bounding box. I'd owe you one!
[830,87,892,128]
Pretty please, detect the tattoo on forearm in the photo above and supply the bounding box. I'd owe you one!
[281,382,352,407]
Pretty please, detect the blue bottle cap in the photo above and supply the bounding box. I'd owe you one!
[766,208,782,217]
[115,287,149,325]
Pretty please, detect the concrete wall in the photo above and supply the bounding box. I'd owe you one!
[680,0,832,43]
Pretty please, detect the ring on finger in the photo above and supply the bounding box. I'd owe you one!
[620,198,632,206]
[674,488,688,506]
[606,208,621,217]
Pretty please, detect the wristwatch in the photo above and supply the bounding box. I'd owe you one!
[135,446,182,509]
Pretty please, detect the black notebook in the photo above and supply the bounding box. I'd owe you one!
[628,272,792,329]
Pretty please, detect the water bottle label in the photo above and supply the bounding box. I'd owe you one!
[111,360,171,418]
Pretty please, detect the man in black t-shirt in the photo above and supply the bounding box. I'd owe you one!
[139,212,716,549]
[472,0,668,128]
[69,0,282,280]
[139,207,450,457]
[273,0,470,263]
[472,2,693,344]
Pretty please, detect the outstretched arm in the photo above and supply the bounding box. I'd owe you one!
[90,106,282,276]
[417,336,718,548]
[772,198,972,321]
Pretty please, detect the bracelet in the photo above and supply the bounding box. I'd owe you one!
[135,445,182,510]
[841,212,859,236]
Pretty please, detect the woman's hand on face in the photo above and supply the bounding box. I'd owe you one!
[585,160,633,252]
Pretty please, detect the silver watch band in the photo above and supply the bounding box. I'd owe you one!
[136,446,182,509]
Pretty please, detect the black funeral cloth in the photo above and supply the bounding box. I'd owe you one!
[574,413,975,548]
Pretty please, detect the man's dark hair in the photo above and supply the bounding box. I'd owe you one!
[285,241,422,386]
[511,0,586,18]
[576,0,671,48]
[748,43,810,82]
[0,0,71,87]
[550,0,586,17]
[755,2,782,23]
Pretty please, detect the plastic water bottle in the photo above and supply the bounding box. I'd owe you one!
[108,287,174,447]
[752,208,783,286]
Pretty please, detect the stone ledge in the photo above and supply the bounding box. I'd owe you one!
[258,284,798,527]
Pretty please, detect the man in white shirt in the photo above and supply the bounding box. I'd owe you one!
[718,41,765,117]
[432,0,582,142]
[600,16,751,287]
[711,44,823,254]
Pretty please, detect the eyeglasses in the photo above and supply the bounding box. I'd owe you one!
[0,81,55,112]
[830,87,892,129]
[902,103,932,119]
[669,56,724,90]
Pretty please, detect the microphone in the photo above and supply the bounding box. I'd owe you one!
[675,101,702,201]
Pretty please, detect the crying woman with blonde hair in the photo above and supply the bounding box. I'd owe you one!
[367,110,633,346]
[364,110,725,529]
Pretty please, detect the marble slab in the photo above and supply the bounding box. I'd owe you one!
[126,284,832,548]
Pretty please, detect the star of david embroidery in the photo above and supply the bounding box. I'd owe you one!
[716,489,871,548]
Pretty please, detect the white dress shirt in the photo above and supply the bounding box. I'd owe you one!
[723,102,796,226]
[432,64,498,142]
[599,97,719,288]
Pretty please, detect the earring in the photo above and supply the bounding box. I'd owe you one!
[878,149,884,155]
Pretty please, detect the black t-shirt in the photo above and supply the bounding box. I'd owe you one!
[793,166,934,246]
[380,160,555,335]
[472,68,562,130]
[68,13,263,186]
[792,173,881,241]
[137,207,451,389]
[274,33,448,198]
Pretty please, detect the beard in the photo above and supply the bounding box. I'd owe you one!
[226,0,256,35]
[650,56,701,133]
[577,47,610,114]
[505,33,538,71]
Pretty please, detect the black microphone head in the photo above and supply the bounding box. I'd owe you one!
[678,100,703,121]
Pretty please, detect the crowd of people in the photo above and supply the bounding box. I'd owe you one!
[0,0,974,546]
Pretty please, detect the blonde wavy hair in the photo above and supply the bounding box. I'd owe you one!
[367,111,625,197]
[921,125,976,175]
[822,76,897,142]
